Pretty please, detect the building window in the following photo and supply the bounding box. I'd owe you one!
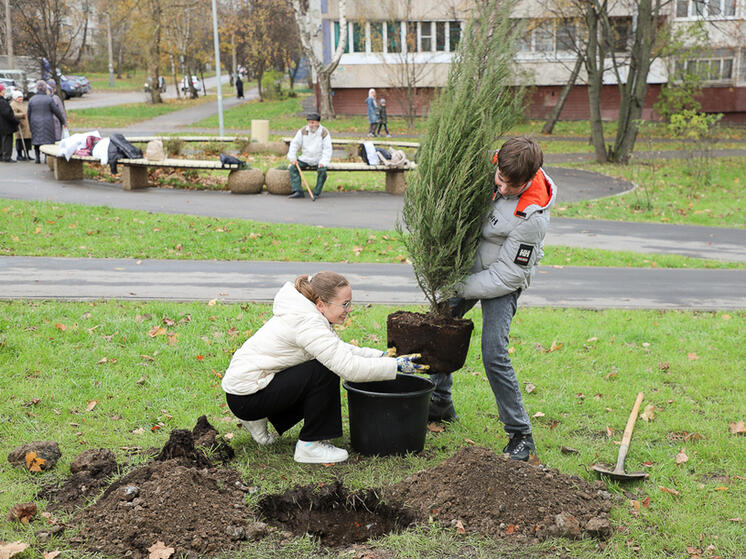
[352,22,365,53]
[676,50,735,82]
[370,22,383,52]
[436,21,447,51]
[387,21,402,53]
[517,18,582,55]
[420,21,433,52]
[676,0,737,17]
[606,17,632,53]
[333,21,350,53]
[449,21,462,51]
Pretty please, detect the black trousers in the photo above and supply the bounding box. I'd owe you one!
[0,133,13,161]
[15,137,32,158]
[225,359,342,441]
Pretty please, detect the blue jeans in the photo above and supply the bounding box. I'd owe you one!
[429,290,531,435]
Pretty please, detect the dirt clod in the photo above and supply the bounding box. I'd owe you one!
[385,446,615,541]
[7,441,61,471]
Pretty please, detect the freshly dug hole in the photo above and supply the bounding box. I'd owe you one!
[258,480,416,547]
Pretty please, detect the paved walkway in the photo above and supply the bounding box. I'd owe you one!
[2,257,744,310]
[3,94,745,309]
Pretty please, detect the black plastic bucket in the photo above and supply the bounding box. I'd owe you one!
[343,373,435,456]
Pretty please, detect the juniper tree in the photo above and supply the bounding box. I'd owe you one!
[399,0,525,314]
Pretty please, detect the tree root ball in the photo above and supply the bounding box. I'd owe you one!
[228,169,264,194]
[265,168,292,195]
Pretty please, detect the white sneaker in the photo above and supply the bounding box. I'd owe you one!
[293,440,349,463]
[240,418,276,445]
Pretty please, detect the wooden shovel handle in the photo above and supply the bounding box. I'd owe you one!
[622,392,645,448]
[294,161,315,200]
[614,392,645,472]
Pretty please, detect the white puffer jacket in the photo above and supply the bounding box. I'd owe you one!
[222,282,398,396]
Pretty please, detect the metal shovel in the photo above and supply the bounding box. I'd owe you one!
[592,391,649,482]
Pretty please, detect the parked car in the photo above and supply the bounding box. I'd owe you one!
[180,75,201,93]
[66,74,91,95]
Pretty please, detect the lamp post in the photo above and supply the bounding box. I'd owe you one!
[210,0,224,137]
[4,0,13,68]
[106,13,114,87]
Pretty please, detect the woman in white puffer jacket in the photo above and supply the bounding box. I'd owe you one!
[222,271,427,464]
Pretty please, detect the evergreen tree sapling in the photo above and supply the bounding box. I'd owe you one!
[399,0,526,315]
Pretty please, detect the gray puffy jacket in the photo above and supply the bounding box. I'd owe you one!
[456,168,557,300]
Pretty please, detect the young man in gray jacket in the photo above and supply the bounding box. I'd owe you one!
[287,112,333,199]
[429,136,557,461]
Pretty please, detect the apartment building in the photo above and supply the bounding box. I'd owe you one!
[314,0,746,122]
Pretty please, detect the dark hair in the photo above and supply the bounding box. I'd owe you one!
[497,136,543,186]
[294,271,349,305]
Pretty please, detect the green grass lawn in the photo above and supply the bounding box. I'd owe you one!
[1,300,743,558]
[1,199,742,269]
[67,96,216,129]
[555,158,746,228]
[85,70,149,92]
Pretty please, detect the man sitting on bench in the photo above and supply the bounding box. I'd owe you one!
[287,112,332,199]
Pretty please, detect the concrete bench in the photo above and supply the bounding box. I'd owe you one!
[39,144,257,191]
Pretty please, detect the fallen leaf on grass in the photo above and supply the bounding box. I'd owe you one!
[223,432,234,440]
[505,524,518,534]
[207,299,218,306]
[560,446,579,454]
[729,517,741,522]
[148,541,175,559]
[0,541,29,558]
[675,447,689,465]
[658,362,670,371]
[728,421,745,435]
[641,496,650,508]
[24,452,45,472]
[54,323,66,331]
[21,398,40,407]
[86,400,97,412]
[42,551,61,559]
[6,502,37,524]
[463,438,477,445]
[427,423,444,433]
[606,426,614,438]
[131,427,146,435]
[525,382,536,394]
[659,485,680,496]
[687,352,699,361]
[454,519,466,534]
[714,486,728,491]
[196,355,204,361]
[148,326,166,337]
[162,317,176,326]
[531,411,545,418]
[640,404,656,422]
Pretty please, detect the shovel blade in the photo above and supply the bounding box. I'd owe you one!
[591,463,649,482]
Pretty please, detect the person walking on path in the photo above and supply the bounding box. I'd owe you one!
[376,98,390,137]
[27,81,66,164]
[287,112,333,199]
[222,271,427,463]
[235,74,244,99]
[366,88,378,136]
[430,136,557,462]
[10,91,32,161]
[0,84,19,163]
[46,81,67,141]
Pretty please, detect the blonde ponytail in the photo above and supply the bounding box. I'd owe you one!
[294,271,349,305]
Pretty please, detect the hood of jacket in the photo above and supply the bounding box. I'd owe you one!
[273,281,323,322]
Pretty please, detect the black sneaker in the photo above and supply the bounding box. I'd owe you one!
[502,433,535,461]
[287,191,304,199]
[428,399,458,423]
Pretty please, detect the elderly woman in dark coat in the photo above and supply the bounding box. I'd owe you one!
[46,81,67,141]
[27,81,66,164]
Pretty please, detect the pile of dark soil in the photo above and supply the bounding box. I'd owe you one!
[385,446,615,542]
[258,480,416,548]
[42,416,249,558]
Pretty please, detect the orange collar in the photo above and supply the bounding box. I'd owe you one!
[513,170,551,217]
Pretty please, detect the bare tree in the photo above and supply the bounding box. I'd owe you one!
[290,0,347,119]
[13,0,87,95]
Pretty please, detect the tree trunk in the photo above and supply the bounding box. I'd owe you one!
[609,0,655,163]
[542,55,583,135]
[317,70,335,119]
[585,4,607,162]
[74,6,89,66]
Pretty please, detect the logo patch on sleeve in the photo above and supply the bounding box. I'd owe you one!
[514,244,534,266]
